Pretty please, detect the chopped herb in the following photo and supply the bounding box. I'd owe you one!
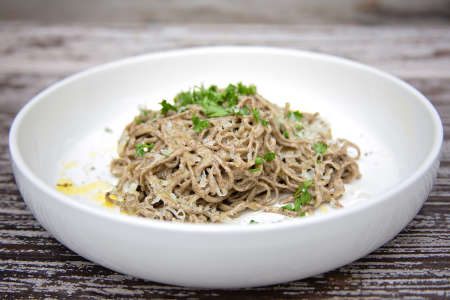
[282,204,294,211]
[296,124,303,131]
[287,110,303,122]
[293,111,303,122]
[175,91,194,106]
[282,129,290,139]
[254,157,264,165]
[135,143,155,157]
[291,180,313,211]
[223,84,239,107]
[249,219,257,224]
[294,179,313,197]
[237,82,257,95]
[238,107,250,116]
[300,212,306,217]
[160,99,178,115]
[263,152,276,162]
[140,108,150,116]
[252,108,269,126]
[249,167,261,173]
[136,119,144,124]
[314,142,328,155]
[201,101,232,117]
[172,83,258,118]
[104,127,112,133]
[192,115,210,133]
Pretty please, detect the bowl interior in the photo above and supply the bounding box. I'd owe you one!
[12,47,441,220]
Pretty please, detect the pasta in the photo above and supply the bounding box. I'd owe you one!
[106,83,361,223]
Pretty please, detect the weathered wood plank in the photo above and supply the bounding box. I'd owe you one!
[0,0,449,25]
[0,22,449,78]
[0,21,449,299]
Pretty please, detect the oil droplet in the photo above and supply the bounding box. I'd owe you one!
[62,161,78,169]
[90,192,105,202]
[56,178,111,196]
[319,205,329,213]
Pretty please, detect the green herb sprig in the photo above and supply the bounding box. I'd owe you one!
[135,143,155,157]
[282,180,313,214]
[192,115,210,133]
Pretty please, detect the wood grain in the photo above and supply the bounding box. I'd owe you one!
[0,22,449,299]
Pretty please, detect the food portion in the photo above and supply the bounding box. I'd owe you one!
[106,83,361,223]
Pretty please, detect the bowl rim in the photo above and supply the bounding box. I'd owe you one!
[9,46,444,233]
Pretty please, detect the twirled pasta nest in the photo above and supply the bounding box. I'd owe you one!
[107,83,361,223]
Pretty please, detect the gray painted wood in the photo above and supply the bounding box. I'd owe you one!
[0,21,449,299]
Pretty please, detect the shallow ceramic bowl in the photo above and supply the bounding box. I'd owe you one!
[9,47,443,288]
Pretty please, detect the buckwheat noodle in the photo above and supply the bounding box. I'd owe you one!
[107,85,361,223]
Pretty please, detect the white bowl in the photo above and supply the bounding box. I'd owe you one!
[9,47,443,288]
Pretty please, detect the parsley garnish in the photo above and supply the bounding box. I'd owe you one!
[314,142,328,154]
[136,119,144,124]
[252,108,269,126]
[287,110,303,122]
[282,204,294,211]
[254,157,264,165]
[249,157,264,172]
[237,82,257,95]
[263,152,276,162]
[296,124,303,131]
[201,101,232,117]
[160,99,178,115]
[192,115,210,133]
[104,127,112,133]
[171,83,259,118]
[249,219,257,224]
[237,107,250,116]
[293,111,303,122]
[282,129,290,139]
[140,108,150,116]
[135,143,155,156]
[292,180,313,211]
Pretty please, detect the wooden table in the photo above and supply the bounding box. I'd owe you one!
[1,21,449,299]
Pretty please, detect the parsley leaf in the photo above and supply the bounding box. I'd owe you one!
[291,180,313,211]
[160,99,178,115]
[293,111,303,122]
[282,204,294,211]
[238,107,250,116]
[136,119,143,124]
[254,157,264,165]
[104,127,112,133]
[249,219,257,224]
[282,129,290,139]
[249,167,261,173]
[314,142,328,154]
[263,152,276,162]
[296,124,303,131]
[172,83,258,118]
[201,101,232,117]
[252,108,269,126]
[135,143,154,157]
[140,108,150,116]
[192,115,210,133]
[237,82,257,95]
